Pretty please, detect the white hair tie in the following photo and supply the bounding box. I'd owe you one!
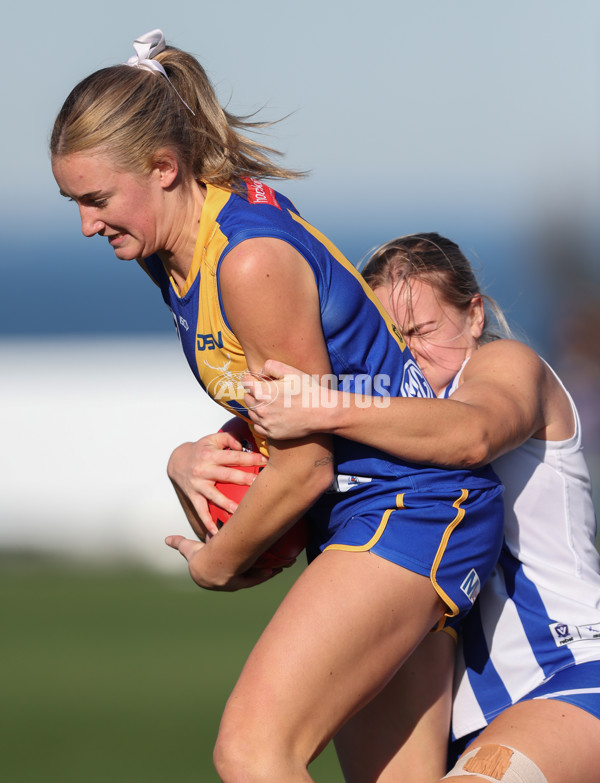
[125,29,195,115]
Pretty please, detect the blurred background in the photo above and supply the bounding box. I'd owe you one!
[2,1,599,780]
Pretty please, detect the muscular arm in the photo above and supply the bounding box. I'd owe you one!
[247,340,572,469]
[169,238,334,589]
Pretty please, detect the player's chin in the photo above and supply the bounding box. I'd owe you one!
[111,244,141,261]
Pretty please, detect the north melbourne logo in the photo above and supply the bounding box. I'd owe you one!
[401,359,435,398]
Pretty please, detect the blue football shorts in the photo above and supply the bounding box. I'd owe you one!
[525,660,600,719]
[306,474,504,623]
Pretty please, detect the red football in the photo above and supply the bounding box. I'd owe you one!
[207,417,308,569]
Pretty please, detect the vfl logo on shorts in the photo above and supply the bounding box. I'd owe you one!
[549,621,600,647]
[460,569,481,604]
[401,359,435,398]
[327,474,373,493]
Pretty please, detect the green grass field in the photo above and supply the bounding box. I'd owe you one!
[1,558,344,782]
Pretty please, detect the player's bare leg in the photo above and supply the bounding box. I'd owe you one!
[213,548,447,783]
[442,699,600,783]
[334,629,455,782]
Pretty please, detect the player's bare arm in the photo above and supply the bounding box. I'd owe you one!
[247,340,573,469]
[167,239,334,589]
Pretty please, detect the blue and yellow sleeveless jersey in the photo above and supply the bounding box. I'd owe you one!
[142,180,434,478]
[141,180,504,620]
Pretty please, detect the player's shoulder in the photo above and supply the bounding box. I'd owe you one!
[463,339,547,387]
[222,236,307,282]
[470,338,542,367]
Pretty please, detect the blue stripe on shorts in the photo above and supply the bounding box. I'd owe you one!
[523,660,600,721]
[448,661,600,768]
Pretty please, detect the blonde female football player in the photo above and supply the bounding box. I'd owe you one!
[51,32,503,783]
[232,233,600,783]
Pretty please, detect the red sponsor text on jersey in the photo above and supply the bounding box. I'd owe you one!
[245,178,281,209]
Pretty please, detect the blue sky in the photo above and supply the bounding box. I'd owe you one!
[2,1,599,346]
[4,1,599,232]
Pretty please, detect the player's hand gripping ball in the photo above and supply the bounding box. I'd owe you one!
[207,417,308,569]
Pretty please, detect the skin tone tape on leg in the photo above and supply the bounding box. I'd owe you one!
[442,744,549,782]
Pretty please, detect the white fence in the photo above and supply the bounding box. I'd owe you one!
[1,337,229,569]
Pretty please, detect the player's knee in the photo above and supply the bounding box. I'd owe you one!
[213,720,252,783]
[213,730,253,783]
[442,744,548,782]
[213,716,287,783]
[213,742,288,783]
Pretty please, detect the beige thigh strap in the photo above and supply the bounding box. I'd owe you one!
[442,744,548,782]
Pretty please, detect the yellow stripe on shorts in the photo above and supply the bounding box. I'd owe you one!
[325,493,405,553]
[431,489,469,619]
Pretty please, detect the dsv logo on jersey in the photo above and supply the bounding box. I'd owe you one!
[197,332,224,351]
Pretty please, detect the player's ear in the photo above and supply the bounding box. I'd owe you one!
[151,149,179,189]
[468,295,485,341]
